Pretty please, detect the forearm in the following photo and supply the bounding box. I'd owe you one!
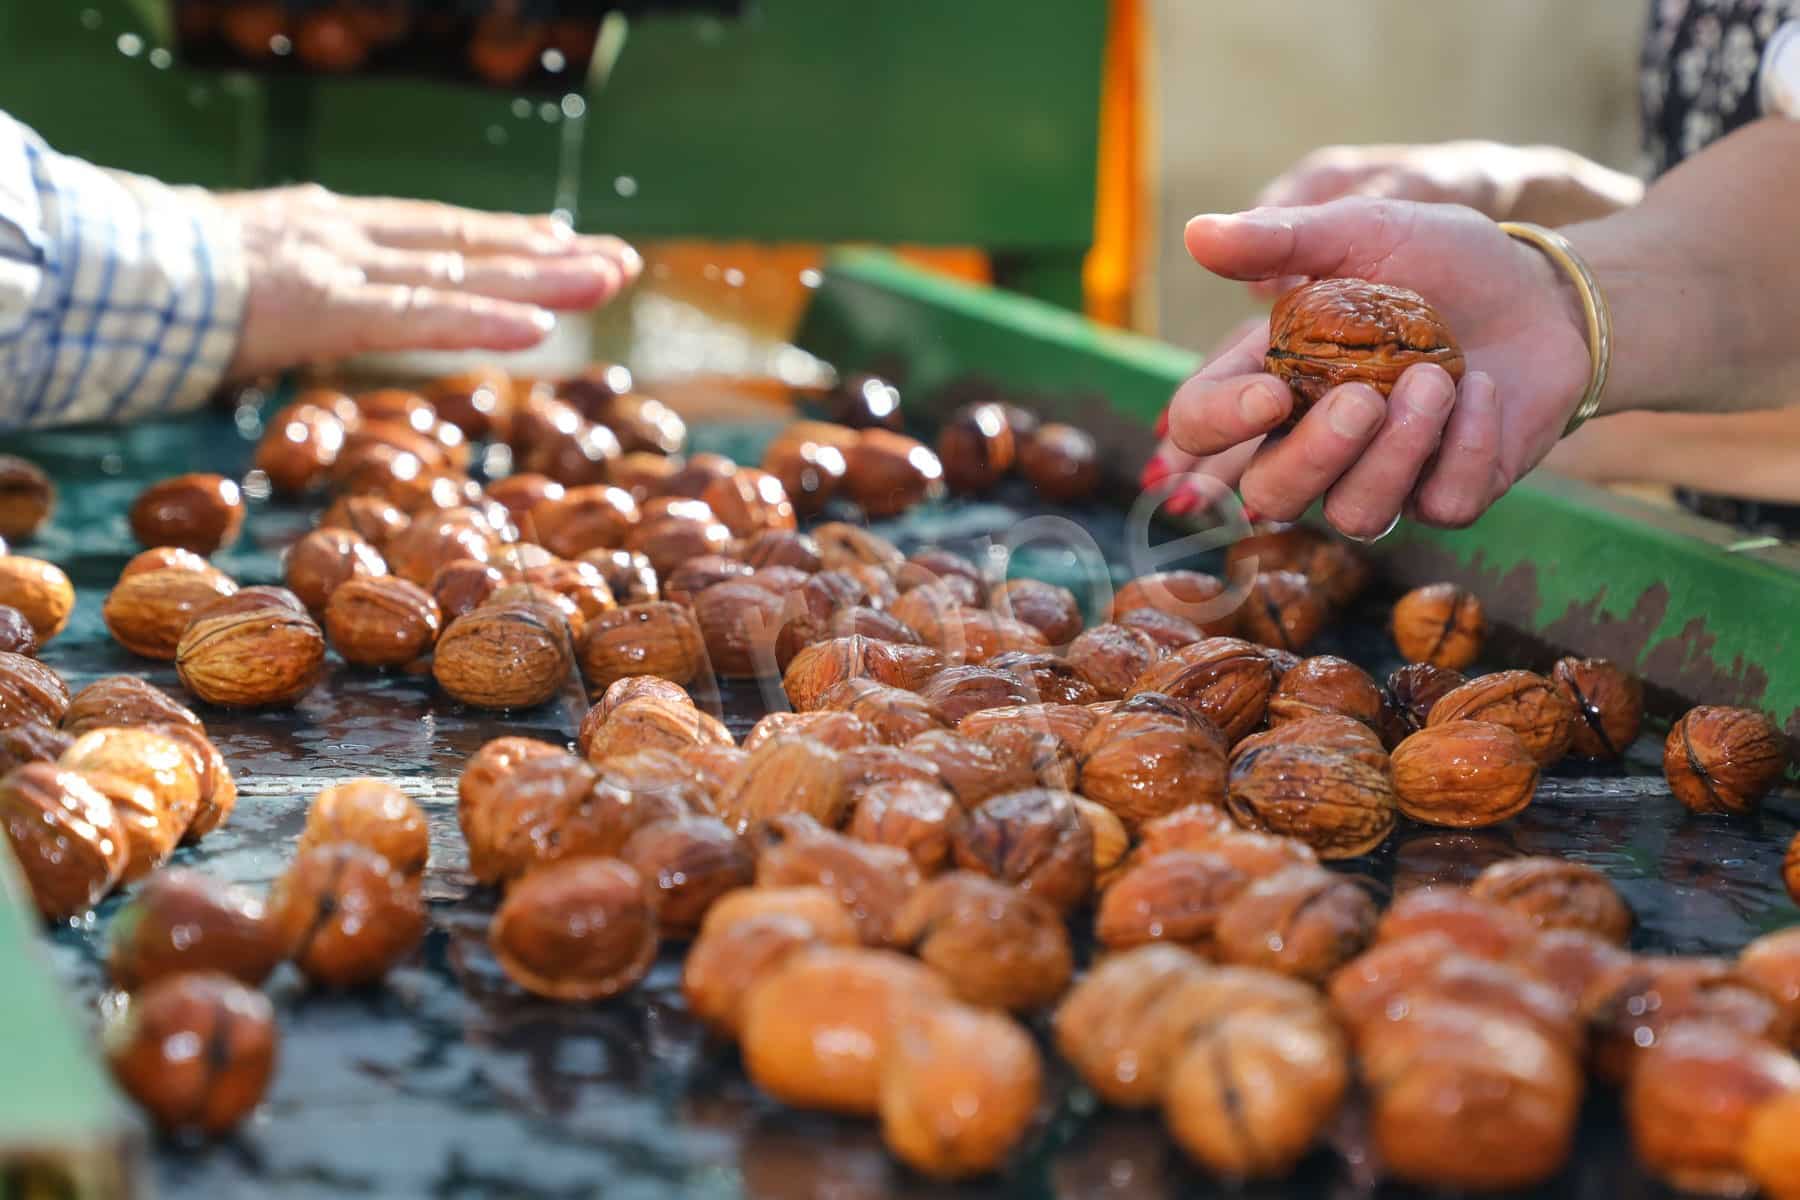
[1509,146,1644,226]
[1544,408,1800,502]
[1567,118,1800,417]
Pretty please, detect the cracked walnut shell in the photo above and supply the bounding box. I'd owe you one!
[1266,278,1465,421]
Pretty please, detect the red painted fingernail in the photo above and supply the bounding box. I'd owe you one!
[1166,483,1199,516]
[1154,408,1170,438]
[1241,505,1261,524]
[1140,456,1173,491]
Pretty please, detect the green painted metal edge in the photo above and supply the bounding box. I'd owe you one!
[796,250,1800,736]
[0,847,133,1193]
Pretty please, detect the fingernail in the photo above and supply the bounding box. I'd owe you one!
[1397,366,1454,416]
[1154,408,1169,438]
[1166,483,1199,516]
[1239,382,1284,427]
[1140,456,1173,491]
[1329,388,1385,438]
[528,308,556,334]
[1241,504,1261,524]
[619,245,644,278]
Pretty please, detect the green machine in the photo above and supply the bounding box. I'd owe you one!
[2,4,1799,1197]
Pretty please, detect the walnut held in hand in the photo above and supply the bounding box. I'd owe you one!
[105,972,277,1136]
[129,473,245,555]
[491,857,658,1001]
[1266,278,1466,423]
[1663,704,1786,815]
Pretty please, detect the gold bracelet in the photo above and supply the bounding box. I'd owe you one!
[1498,221,1612,437]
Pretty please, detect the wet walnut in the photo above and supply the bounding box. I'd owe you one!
[491,857,658,1001]
[129,473,245,555]
[699,467,796,539]
[1095,850,1250,953]
[847,780,964,874]
[1224,524,1371,609]
[989,578,1082,646]
[1586,956,1789,1084]
[1551,656,1643,760]
[582,694,730,763]
[951,788,1094,914]
[918,665,1036,725]
[762,424,852,517]
[176,602,326,707]
[1378,662,1466,748]
[1663,704,1787,815]
[742,709,871,755]
[106,869,283,991]
[0,454,55,539]
[1227,744,1397,859]
[1066,623,1161,700]
[693,579,785,679]
[1390,583,1485,670]
[578,601,706,692]
[1332,948,1584,1055]
[1359,1004,1579,1192]
[578,547,659,605]
[435,601,574,710]
[905,730,1034,807]
[936,402,1017,495]
[104,972,277,1136]
[1746,1093,1800,1200]
[879,1001,1043,1181]
[681,909,858,1038]
[298,779,429,879]
[60,726,201,875]
[1075,708,1227,830]
[1162,1012,1349,1179]
[754,816,922,946]
[1267,655,1383,729]
[0,604,35,657]
[1468,856,1631,944]
[268,842,426,988]
[620,817,753,937]
[739,945,952,1115]
[324,575,442,667]
[0,721,72,775]
[1372,887,1535,958]
[284,528,387,614]
[104,565,238,660]
[1427,670,1576,766]
[0,650,69,729]
[0,762,129,920]
[722,736,850,834]
[819,678,952,744]
[1215,865,1378,983]
[1627,1023,1800,1197]
[844,429,945,517]
[1265,278,1466,422]
[319,494,410,548]
[891,871,1070,1011]
[457,743,589,884]
[154,723,236,843]
[1111,569,1234,637]
[1390,720,1539,828]
[1237,570,1328,653]
[1128,637,1275,744]
[1019,422,1100,502]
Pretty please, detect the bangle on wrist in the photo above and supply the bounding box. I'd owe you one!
[1498,220,1612,436]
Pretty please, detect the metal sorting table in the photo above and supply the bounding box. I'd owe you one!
[3,253,1799,1199]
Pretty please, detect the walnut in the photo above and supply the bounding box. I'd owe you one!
[1066,623,1161,699]
[1585,956,1787,1084]
[1663,704,1786,815]
[935,401,1017,495]
[904,730,1034,806]
[1545,655,1643,760]
[1390,582,1485,670]
[431,600,573,710]
[1095,850,1250,952]
[319,494,410,548]
[1162,1012,1349,1179]
[491,857,658,1001]
[681,910,856,1038]
[104,565,238,660]
[699,467,796,539]
[812,521,904,574]
[0,721,72,775]
[1128,637,1274,744]
[1215,865,1377,983]
[818,678,951,744]
[1237,570,1328,653]
[1390,720,1539,828]
[578,601,706,692]
[988,650,1102,706]
[0,762,129,919]
[762,424,852,516]
[689,579,785,680]
[754,816,922,945]
[103,972,277,1136]
[892,870,1069,1011]
[917,665,1036,725]
[60,726,201,875]
[951,788,1094,913]
[1468,856,1631,944]
[844,430,945,517]
[1019,422,1100,501]
[1627,1024,1800,1197]
[722,736,849,834]
[1224,524,1370,608]
[298,779,429,879]
[380,513,495,587]
[1332,948,1584,1055]
[959,700,1099,750]
[521,559,616,623]
[878,1001,1043,1181]
[582,696,731,764]
[323,574,442,667]
[1507,928,1633,1013]
[129,473,245,555]
[847,779,963,873]
[266,842,426,988]
[1378,662,1466,748]
[1373,887,1535,958]
[1265,278,1465,421]
[1226,744,1396,859]
[1110,570,1234,636]
[1267,654,1383,728]
[0,454,55,539]
[176,602,326,707]
[105,869,283,991]
[0,650,69,729]
[1075,708,1227,830]
[1427,670,1576,766]
[989,578,1082,646]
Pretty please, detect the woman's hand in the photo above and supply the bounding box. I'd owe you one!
[220,185,641,379]
[1149,198,1592,536]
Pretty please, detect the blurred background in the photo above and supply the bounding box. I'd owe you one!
[0,0,1647,364]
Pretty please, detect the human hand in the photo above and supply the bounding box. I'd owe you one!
[219,185,641,379]
[1147,198,1592,536]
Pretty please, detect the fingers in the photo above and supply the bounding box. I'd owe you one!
[1237,383,1387,522]
[1184,197,1416,283]
[1164,321,1292,459]
[1411,370,1504,528]
[342,197,578,256]
[331,284,557,356]
[1320,363,1457,538]
[1167,442,1261,515]
[356,247,626,309]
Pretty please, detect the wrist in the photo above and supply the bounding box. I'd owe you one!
[1505,223,1600,429]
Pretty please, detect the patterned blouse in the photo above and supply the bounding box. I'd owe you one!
[1642,0,1800,172]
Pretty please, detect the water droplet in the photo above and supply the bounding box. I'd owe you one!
[538,101,559,123]
[551,207,573,226]
[100,454,123,475]
[613,175,637,198]
[541,48,567,73]
[116,32,143,57]
[486,124,508,146]
[560,93,586,120]
[702,263,720,280]
[80,9,101,29]
[148,47,172,69]
[269,34,292,56]
[723,267,744,288]
[799,268,822,288]
[511,98,533,119]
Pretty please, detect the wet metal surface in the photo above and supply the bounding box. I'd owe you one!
[13,411,1800,1200]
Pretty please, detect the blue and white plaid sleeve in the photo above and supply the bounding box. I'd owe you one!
[0,112,247,432]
